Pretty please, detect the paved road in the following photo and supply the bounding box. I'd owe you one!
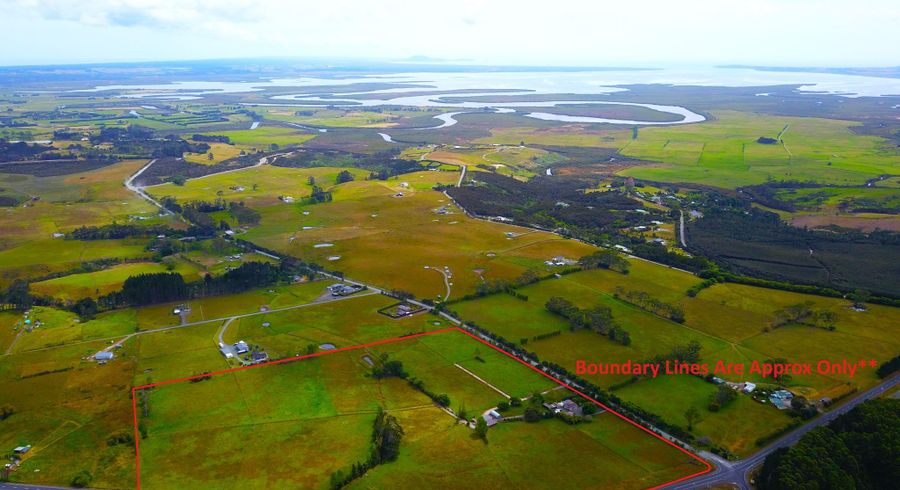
[679,210,687,248]
[124,159,174,216]
[0,483,84,490]
[663,374,900,489]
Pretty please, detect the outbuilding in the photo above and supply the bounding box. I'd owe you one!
[95,351,114,361]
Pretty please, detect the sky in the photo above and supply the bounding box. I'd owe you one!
[0,0,898,67]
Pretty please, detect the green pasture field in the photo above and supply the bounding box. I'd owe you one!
[0,238,152,288]
[6,281,335,356]
[0,312,21,352]
[137,328,698,489]
[237,170,595,298]
[774,186,900,211]
[0,159,164,236]
[132,280,336,330]
[6,306,137,353]
[355,405,697,490]
[147,165,368,207]
[0,159,175,285]
[225,293,427,357]
[0,338,138,488]
[29,260,203,302]
[427,145,561,178]
[478,110,900,188]
[451,262,900,455]
[476,125,630,148]
[619,111,900,187]
[180,249,279,276]
[182,141,247,165]
[196,127,316,148]
[262,108,418,128]
[613,375,791,455]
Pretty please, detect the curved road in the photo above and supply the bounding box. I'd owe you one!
[663,373,900,489]
[124,159,172,216]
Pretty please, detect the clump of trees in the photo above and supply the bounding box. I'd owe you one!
[708,384,738,412]
[371,407,404,464]
[120,272,189,306]
[757,399,899,490]
[371,354,407,379]
[0,404,14,420]
[106,429,134,446]
[644,341,703,370]
[329,406,405,489]
[191,134,230,143]
[99,260,317,308]
[614,288,685,323]
[371,355,450,408]
[770,301,836,330]
[545,296,630,345]
[70,470,93,488]
[335,170,355,184]
[579,250,629,274]
[474,417,489,442]
[684,406,701,431]
[307,185,333,204]
[68,223,178,240]
[876,355,900,378]
[228,201,261,227]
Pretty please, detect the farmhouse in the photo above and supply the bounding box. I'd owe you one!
[13,445,31,454]
[234,341,250,354]
[742,382,757,394]
[770,389,794,410]
[251,351,269,363]
[544,399,583,417]
[482,410,502,427]
[329,283,363,297]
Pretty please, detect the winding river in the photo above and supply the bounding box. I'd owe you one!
[72,68,900,130]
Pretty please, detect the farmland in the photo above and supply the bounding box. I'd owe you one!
[450,258,900,455]
[29,261,203,302]
[0,61,898,490]
[0,288,699,490]
[479,111,900,188]
[136,328,699,490]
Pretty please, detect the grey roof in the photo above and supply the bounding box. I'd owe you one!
[95,351,114,360]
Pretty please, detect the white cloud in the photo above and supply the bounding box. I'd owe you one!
[0,0,898,66]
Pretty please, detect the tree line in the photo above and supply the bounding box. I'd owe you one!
[96,260,316,309]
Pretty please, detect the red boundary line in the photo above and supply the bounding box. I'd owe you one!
[131,326,711,489]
